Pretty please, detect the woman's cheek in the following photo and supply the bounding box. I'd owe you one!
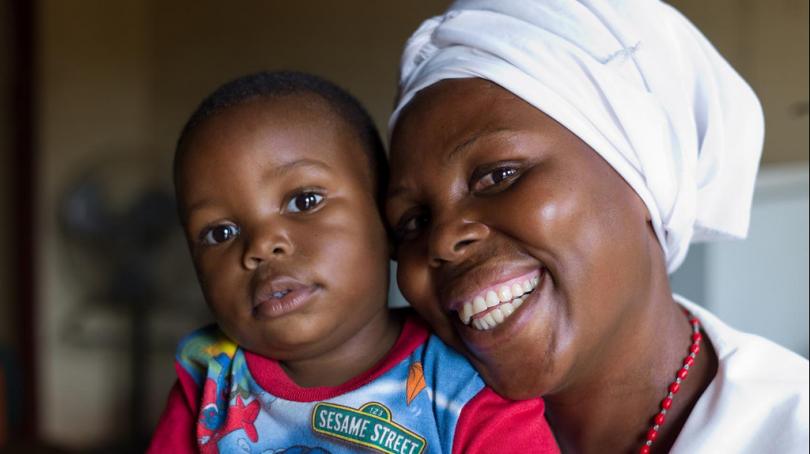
[396,256,432,310]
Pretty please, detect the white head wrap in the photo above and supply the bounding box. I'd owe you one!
[390,0,764,272]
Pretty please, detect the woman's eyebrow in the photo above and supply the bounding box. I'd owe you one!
[388,128,519,201]
[446,127,515,164]
[387,183,411,202]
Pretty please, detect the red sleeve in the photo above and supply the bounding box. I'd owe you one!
[146,364,200,454]
[453,387,560,454]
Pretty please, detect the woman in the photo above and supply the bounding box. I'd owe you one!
[385,1,808,453]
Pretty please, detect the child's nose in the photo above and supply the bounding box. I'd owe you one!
[241,226,293,269]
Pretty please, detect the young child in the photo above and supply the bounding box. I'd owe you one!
[148,71,559,454]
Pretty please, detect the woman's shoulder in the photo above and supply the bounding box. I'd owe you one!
[676,295,808,382]
[674,296,808,453]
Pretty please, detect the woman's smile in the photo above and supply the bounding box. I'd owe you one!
[447,268,542,329]
[460,268,541,328]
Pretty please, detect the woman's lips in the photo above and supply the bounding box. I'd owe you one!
[453,268,545,331]
[252,278,319,318]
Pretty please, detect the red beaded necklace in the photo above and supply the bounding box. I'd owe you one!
[639,311,702,454]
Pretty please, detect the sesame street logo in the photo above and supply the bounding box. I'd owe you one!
[311,402,426,454]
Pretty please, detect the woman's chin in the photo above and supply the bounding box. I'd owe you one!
[480,366,552,400]
[454,284,563,399]
[467,349,557,399]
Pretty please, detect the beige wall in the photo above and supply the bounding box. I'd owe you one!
[149,1,455,153]
[672,0,810,164]
[37,0,154,447]
[34,0,809,449]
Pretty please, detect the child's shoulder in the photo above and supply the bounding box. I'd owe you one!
[421,334,482,380]
[396,309,479,372]
[401,312,486,396]
[175,324,240,385]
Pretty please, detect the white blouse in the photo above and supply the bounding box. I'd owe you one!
[672,296,809,453]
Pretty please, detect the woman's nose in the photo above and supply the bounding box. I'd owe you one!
[241,225,293,270]
[427,217,490,267]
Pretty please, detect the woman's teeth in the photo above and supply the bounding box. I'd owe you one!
[459,275,540,330]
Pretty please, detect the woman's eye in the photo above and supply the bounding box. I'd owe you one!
[286,192,324,213]
[395,212,429,241]
[473,166,518,192]
[201,224,239,246]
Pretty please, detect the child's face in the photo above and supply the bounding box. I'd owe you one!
[176,95,390,361]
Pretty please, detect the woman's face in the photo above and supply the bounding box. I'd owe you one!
[387,78,658,399]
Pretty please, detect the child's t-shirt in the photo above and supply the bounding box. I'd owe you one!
[148,314,559,454]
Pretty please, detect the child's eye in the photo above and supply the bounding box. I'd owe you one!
[286,192,324,213]
[472,166,519,193]
[200,223,240,246]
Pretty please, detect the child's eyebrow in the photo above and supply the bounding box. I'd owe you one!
[268,158,331,178]
[183,198,216,217]
[184,159,333,216]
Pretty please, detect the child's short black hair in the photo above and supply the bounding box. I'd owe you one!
[175,71,388,205]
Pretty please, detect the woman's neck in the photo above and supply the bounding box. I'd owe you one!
[545,288,718,453]
[280,309,403,388]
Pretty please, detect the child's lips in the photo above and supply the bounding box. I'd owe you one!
[252,277,319,318]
